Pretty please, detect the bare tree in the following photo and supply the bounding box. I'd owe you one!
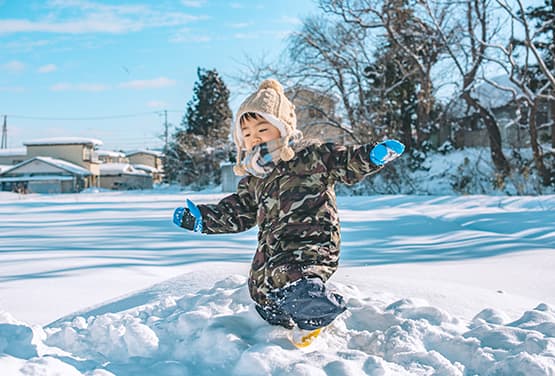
[486,0,555,186]
[414,0,512,179]
[321,0,452,148]
[231,14,411,145]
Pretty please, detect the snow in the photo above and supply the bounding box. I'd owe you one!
[0,191,554,375]
[125,149,163,157]
[450,75,522,116]
[23,137,103,147]
[0,164,12,173]
[132,164,160,173]
[0,175,75,182]
[471,76,522,109]
[0,148,27,157]
[96,150,126,158]
[99,163,148,175]
[0,157,91,177]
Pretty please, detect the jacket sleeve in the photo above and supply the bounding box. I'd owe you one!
[197,177,258,234]
[319,142,384,185]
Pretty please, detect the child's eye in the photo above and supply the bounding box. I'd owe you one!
[259,128,267,133]
[244,133,251,137]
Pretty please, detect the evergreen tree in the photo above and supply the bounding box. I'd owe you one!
[182,68,232,141]
[365,46,418,152]
[163,68,233,186]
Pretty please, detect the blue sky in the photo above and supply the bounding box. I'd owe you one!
[0,0,318,151]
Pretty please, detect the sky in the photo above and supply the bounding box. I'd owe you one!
[0,0,318,151]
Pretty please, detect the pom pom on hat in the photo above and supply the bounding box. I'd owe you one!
[258,78,284,94]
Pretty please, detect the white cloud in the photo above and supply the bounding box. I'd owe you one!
[170,28,211,43]
[229,3,244,9]
[0,86,25,93]
[50,82,110,92]
[2,60,25,72]
[119,77,176,90]
[0,1,203,35]
[5,39,51,51]
[228,22,250,29]
[233,33,257,40]
[181,0,207,7]
[278,16,301,25]
[147,100,167,109]
[38,64,57,73]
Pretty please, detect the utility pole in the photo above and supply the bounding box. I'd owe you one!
[1,115,7,149]
[164,110,169,150]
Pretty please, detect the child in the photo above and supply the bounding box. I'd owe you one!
[173,79,404,340]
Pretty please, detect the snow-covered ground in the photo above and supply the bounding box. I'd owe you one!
[0,190,554,375]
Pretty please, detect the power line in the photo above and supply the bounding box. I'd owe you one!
[5,110,183,121]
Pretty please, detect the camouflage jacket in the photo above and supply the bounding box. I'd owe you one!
[197,140,382,307]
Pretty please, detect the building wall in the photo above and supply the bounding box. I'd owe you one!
[287,88,349,144]
[127,153,162,169]
[0,155,27,165]
[99,174,153,190]
[221,164,243,192]
[99,155,129,164]
[28,180,62,194]
[27,144,85,165]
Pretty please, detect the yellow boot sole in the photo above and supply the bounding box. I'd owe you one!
[288,327,322,348]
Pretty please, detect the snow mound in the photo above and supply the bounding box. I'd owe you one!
[2,277,555,375]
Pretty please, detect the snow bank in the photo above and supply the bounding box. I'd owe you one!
[2,276,554,375]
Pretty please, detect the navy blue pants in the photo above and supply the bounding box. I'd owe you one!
[255,277,346,330]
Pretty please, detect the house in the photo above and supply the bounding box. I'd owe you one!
[96,149,128,164]
[0,147,27,166]
[286,86,350,144]
[126,149,164,183]
[449,76,552,148]
[23,137,102,187]
[99,163,153,190]
[0,156,91,193]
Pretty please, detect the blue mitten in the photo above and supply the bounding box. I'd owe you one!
[173,199,203,232]
[369,139,405,166]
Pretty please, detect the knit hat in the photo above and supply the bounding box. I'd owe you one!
[232,79,300,176]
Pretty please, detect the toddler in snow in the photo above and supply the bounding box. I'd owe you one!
[173,79,404,336]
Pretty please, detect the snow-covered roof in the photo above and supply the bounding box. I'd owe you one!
[24,137,103,147]
[0,175,75,182]
[126,149,164,157]
[450,75,523,117]
[471,76,522,109]
[100,163,148,176]
[96,149,127,158]
[1,156,91,176]
[132,164,160,173]
[0,164,12,173]
[0,148,27,157]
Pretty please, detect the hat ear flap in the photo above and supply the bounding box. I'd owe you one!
[233,148,247,176]
[233,164,247,176]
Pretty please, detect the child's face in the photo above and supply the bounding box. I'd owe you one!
[241,116,281,151]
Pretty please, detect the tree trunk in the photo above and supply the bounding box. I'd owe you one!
[416,75,433,145]
[401,107,413,152]
[551,94,555,149]
[462,92,511,176]
[529,99,550,186]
